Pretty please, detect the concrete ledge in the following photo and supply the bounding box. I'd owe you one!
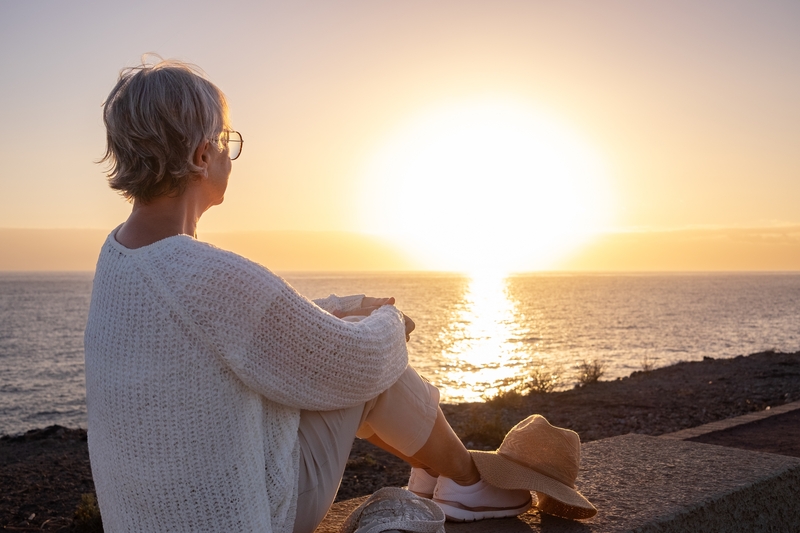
[317,434,800,532]
[661,400,800,441]
[571,434,800,532]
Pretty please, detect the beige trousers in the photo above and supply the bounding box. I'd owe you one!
[293,365,440,533]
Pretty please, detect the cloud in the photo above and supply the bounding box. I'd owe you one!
[3,226,799,272]
[0,229,417,272]
[0,229,107,271]
[558,226,800,271]
[202,231,418,272]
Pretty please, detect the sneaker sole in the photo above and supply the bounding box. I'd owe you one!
[433,498,532,522]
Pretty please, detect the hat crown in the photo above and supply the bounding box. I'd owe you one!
[496,415,580,488]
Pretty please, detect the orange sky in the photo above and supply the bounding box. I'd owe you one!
[1,1,799,272]
[3,227,799,272]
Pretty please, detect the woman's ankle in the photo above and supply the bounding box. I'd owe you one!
[449,460,481,486]
[420,467,440,478]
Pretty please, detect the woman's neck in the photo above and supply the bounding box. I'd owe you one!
[115,189,209,249]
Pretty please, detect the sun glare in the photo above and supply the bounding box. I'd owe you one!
[359,99,614,274]
[437,272,525,402]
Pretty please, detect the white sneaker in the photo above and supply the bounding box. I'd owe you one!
[432,476,532,522]
[407,467,439,499]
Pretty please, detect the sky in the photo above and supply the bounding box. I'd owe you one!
[1,0,799,272]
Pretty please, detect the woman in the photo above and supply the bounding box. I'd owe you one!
[84,58,531,533]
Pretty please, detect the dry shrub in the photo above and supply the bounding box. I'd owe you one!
[73,493,103,532]
[577,359,606,385]
[484,385,526,409]
[458,408,508,449]
[346,453,379,468]
[525,366,561,394]
[640,354,657,373]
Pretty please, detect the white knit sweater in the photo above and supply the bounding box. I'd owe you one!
[84,230,409,533]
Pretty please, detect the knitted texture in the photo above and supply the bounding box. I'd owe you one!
[84,230,409,533]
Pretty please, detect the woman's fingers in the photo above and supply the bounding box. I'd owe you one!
[333,305,384,319]
[402,313,415,338]
[337,303,415,342]
[361,296,395,308]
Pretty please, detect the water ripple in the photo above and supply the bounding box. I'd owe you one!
[2,271,800,433]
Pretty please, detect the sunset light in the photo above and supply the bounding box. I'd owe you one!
[358,100,614,274]
[437,273,525,402]
[3,2,799,273]
[3,4,800,528]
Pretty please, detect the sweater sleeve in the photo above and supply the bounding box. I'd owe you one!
[183,252,409,411]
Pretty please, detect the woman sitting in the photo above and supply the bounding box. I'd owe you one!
[84,57,530,533]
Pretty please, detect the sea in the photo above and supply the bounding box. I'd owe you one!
[2,271,799,436]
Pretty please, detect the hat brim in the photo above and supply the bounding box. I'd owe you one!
[470,450,597,520]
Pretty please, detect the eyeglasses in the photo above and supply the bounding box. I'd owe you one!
[217,130,243,160]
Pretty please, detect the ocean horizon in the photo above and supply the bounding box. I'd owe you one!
[2,270,799,436]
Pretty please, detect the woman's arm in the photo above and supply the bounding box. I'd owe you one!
[225,284,409,411]
[175,245,410,411]
[313,294,399,318]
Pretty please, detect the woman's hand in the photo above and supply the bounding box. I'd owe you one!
[333,295,415,341]
[361,296,395,308]
[331,296,395,319]
[401,312,415,342]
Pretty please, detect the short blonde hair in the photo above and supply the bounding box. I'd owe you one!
[100,56,229,202]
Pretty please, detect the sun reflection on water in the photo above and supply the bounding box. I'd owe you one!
[438,273,530,402]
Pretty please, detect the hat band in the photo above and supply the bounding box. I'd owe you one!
[496,450,577,489]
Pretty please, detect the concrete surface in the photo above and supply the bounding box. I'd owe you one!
[565,434,800,532]
[317,434,800,533]
[684,407,800,459]
[661,400,800,441]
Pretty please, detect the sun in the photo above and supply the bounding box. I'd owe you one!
[358,99,614,274]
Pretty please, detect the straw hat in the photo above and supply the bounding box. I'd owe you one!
[469,414,597,520]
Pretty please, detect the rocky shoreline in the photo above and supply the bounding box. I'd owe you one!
[2,350,800,531]
[337,350,800,500]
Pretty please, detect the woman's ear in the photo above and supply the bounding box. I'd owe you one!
[193,141,210,177]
